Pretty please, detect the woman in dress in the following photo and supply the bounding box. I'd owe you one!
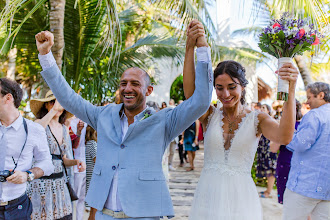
[181,120,200,171]
[183,21,298,219]
[256,104,278,198]
[85,125,97,220]
[28,90,85,220]
[270,99,303,204]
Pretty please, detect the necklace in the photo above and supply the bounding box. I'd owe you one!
[223,108,244,133]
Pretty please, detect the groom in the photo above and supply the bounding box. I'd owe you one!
[35,20,212,219]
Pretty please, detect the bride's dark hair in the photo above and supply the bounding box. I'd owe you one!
[214,60,249,105]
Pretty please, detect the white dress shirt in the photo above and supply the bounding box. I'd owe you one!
[38,46,211,211]
[0,115,54,202]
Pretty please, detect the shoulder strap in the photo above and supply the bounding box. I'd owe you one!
[12,118,28,172]
[48,125,69,177]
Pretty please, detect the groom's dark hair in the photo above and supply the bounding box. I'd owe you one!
[213,60,249,105]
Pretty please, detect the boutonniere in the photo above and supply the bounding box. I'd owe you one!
[140,110,152,121]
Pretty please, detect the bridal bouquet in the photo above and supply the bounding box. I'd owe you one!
[258,13,322,101]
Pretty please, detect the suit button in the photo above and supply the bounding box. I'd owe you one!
[112,166,116,170]
[120,144,125,149]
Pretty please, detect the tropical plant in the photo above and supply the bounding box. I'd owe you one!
[170,74,185,103]
[0,0,223,103]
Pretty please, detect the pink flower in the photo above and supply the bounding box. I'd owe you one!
[298,29,305,39]
[272,23,281,29]
[311,33,320,45]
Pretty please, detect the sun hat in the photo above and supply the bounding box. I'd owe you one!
[272,100,284,110]
[30,90,73,118]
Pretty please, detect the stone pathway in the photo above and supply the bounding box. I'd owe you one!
[168,145,283,220]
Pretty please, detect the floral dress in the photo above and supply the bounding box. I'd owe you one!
[256,135,277,177]
[27,125,73,220]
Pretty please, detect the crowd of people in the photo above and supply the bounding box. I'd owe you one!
[0,19,329,220]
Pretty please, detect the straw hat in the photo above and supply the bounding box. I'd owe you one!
[30,90,73,118]
[272,100,284,110]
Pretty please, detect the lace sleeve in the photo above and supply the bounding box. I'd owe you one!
[254,111,260,135]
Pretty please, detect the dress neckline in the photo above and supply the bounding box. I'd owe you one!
[219,109,254,153]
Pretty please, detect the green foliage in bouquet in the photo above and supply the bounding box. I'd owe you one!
[258,13,322,58]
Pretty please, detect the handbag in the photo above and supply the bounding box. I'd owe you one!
[48,126,79,201]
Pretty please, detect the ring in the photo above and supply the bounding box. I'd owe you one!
[290,74,294,77]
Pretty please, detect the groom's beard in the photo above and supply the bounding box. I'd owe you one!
[121,92,145,111]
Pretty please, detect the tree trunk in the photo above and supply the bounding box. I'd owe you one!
[49,0,65,70]
[38,0,65,98]
[294,55,314,89]
[6,47,17,80]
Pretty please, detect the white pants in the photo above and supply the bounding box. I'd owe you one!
[74,172,86,220]
[283,189,330,220]
[168,141,176,165]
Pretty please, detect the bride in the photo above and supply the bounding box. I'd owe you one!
[183,21,298,219]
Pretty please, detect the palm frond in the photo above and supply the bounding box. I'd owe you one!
[271,0,329,30]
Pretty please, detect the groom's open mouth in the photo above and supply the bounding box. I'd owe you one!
[123,94,136,101]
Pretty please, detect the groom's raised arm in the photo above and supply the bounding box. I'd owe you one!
[165,20,213,145]
[35,31,100,129]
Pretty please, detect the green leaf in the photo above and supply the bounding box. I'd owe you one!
[274,44,283,53]
[291,44,303,56]
[278,31,285,41]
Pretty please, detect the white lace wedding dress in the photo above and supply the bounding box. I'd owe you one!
[189,106,263,220]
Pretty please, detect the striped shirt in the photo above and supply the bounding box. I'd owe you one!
[85,140,97,193]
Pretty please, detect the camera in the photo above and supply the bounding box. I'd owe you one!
[0,170,14,182]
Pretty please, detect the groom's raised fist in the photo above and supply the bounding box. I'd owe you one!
[35,31,54,55]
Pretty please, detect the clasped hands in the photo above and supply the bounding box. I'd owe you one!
[186,19,208,49]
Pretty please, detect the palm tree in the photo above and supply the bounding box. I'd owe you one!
[1,0,266,103]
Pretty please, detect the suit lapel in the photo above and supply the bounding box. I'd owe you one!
[121,107,156,143]
[122,122,137,143]
[112,104,123,142]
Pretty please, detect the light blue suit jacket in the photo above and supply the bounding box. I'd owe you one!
[40,60,213,218]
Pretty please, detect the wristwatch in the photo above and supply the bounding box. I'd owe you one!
[26,170,35,181]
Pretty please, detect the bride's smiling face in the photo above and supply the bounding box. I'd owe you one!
[215,73,244,108]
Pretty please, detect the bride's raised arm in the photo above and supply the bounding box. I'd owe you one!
[258,63,298,145]
[183,20,212,125]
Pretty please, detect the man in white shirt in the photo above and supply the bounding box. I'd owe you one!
[70,117,87,220]
[0,78,54,219]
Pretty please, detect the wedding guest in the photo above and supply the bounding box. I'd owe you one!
[161,102,167,109]
[283,82,330,220]
[147,101,160,112]
[169,99,176,108]
[270,99,302,204]
[273,101,283,120]
[85,125,97,220]
[70,117,87,220]
[182,120,200,171]
[0,78,54,220]
[28,91,86,220]
[176,100,187,167]
[257,104,277,198]
[301,102,311,115]
[167,100,177,171]
[252,102,261,110]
